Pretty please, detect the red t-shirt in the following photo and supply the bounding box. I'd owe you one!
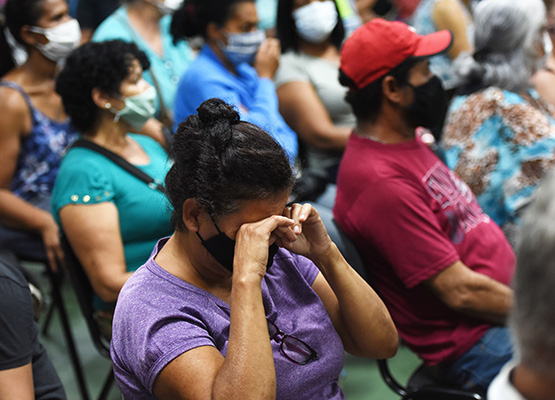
[334,134,515,365]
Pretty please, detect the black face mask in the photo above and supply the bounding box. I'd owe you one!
[196,219,279,273]
[405,75,448,132]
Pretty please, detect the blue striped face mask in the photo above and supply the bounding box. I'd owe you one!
[221,29,266,66]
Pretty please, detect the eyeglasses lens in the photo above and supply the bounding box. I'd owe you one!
[267,320,317,365]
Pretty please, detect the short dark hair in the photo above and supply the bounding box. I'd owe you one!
[55,40,150,133]
[171,0,254,42]
[339,57,420,122]
[166,98,294,230]
[0,0,45,76]
[276,0,345,53]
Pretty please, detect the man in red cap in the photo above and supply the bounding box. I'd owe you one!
[334,19,515,395]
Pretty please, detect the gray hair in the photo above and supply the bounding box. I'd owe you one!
[453,0,546,92]
[511,171,555,379]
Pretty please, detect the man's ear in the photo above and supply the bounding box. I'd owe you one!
[182,198,203,232]
[382,75,405,105]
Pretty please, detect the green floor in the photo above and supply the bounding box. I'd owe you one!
[30,262,420,400]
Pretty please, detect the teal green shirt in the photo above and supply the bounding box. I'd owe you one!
[92,6,195,116]
[52,134,173,282]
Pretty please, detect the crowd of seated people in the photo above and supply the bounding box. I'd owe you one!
[3,0,555,398]
[53,39,175,340]
[91,0,195,141]
[334,18,514,396]
[275,0,354,203]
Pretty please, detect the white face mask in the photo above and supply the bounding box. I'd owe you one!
[153,0,184,15]
[29,19,81,62]
[293,1,338,44]
[543,30,553,59]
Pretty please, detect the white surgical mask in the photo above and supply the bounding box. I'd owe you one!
[29,19,81,62]
[111,86,157,130]
[543,30,553,59]
[293,1,338,44]
[153,0,184,15]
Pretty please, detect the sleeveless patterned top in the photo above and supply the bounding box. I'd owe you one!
[0,80,78,202]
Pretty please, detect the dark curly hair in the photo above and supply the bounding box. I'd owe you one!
[170,0,254,42]
[0,0,45,77]
[55,40,150,133]
[276,0,345,53]
[166,98,294,230]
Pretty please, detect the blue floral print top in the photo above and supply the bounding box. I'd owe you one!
[441,87,555,235]
[1,81,78,202]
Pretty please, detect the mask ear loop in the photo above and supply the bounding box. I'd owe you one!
[196,214,223,241]
[209,215,223,233]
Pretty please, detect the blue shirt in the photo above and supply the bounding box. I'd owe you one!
[92,6,194,116]
[441,87,555,230]
[173,45,298,162]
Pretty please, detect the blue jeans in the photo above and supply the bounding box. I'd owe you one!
[438,326,513,395]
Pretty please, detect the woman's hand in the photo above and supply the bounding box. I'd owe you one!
[234,215,296,279]
[254,38,280,79]
[277,203,333,262]
[38,215,64,272]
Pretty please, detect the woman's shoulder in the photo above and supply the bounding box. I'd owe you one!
[92,6,130,42]
[269,249,320,287]
[450,86,506,113]
[0,79,30,112]
[129,133,164,150]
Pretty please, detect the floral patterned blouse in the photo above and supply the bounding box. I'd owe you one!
[0,81,78,202]
[441,86,555,240]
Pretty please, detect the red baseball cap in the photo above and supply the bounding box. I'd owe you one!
[340,18,453,89]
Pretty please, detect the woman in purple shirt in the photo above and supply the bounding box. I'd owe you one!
[110,98,398,399]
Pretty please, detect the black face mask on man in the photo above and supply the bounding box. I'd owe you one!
[196,218,279,273]
[405,75,448,132]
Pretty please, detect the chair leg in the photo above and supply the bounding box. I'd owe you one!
[41,301,55,335]
[97,368,115,400]
[46,267,91,400]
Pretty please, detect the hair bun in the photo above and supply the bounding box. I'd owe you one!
[197,98,240,127]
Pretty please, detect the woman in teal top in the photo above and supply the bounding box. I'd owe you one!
[92,0,194,126]
[53,40,173,316]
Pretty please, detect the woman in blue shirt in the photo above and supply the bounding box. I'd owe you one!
[170,0,298,163]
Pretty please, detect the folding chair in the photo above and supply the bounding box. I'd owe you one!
[377,359,483,400]
[331,219,484,400]
[19,254,89,400]
[60,234,115,400]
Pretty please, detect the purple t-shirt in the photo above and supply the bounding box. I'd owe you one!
[111,238,346,399]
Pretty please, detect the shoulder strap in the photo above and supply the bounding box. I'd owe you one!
[71,138,165,193]
[0,80,35,116]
